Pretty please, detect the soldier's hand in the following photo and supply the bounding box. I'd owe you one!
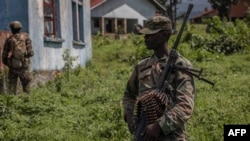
[143,122,162,141]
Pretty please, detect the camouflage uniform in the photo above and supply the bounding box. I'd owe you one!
[122,16,195,141]
[2,21,34,94]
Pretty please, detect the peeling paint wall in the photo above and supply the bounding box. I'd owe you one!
[28,0,45,71]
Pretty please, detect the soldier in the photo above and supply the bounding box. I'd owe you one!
[2,21,34,94]
[122,16,195,141]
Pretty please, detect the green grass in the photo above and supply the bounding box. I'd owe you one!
[0,26,249,141]
[187,54,250,141]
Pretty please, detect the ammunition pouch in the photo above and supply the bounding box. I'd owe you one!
[22,58,30,68]
[10,58,29,69]
[6,58,12,67]
[11,58,23,68]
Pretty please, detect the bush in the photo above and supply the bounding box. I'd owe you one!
[185,16,250,55]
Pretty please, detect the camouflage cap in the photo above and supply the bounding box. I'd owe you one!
[9,21,22,29]
[139,16,172,34]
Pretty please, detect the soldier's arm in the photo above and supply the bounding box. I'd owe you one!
[25,38,34,57]
[156,60,195,135]
[2,39,12,66]
[122,66,139,113]
[122,66,139,133]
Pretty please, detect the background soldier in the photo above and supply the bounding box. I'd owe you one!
[122,16,195,141]
[2,21,34,94]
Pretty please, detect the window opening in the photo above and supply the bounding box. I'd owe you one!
[44,0,56,37]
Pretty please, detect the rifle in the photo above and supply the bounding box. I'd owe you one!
[158,4,214,98]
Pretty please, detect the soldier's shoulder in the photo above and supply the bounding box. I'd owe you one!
[5,35,15,44]
[176,54,193,67]
[7,35,15,40]
[137,57,151,66]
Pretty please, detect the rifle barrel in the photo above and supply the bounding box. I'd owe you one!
[173,4,193,50]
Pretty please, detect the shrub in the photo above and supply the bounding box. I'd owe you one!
[185,17,250,55]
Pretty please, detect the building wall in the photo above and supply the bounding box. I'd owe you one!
[231,0,250,18]
[28,0,45,71]
[0,0,29,32]
[28,0,92,71]
[91,0,158,34]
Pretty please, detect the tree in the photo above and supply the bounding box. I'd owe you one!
[208,0,239,21]
[156,0,182,32]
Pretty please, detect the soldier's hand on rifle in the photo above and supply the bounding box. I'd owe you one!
[143,122,162,141]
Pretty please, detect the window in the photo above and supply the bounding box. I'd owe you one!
[93,19,100,28]
[72,0,84,42]
[44,0,61,38]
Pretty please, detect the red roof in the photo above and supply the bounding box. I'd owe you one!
[191,9,217,19]
[90,0,106,9]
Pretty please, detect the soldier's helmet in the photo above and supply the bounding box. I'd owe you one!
[9,21,22,29]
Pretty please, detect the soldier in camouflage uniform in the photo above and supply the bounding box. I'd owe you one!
[122,16,195,141]
[2,21,34,94]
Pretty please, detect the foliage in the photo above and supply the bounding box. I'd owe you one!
[183,16,250,55]
[129,34,152,65]
[244,4,250,25]
[0,22,249,141]
[62,49,78,80]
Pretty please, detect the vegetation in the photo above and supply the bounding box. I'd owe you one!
[184,16,250,56]
[0,18,249,141]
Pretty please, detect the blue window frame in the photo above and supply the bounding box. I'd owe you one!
[72,0,84,42]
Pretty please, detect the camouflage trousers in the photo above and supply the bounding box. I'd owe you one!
[8,68,31,94]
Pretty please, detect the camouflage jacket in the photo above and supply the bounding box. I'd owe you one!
[122,53,195,140]
[2,33,34,68]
